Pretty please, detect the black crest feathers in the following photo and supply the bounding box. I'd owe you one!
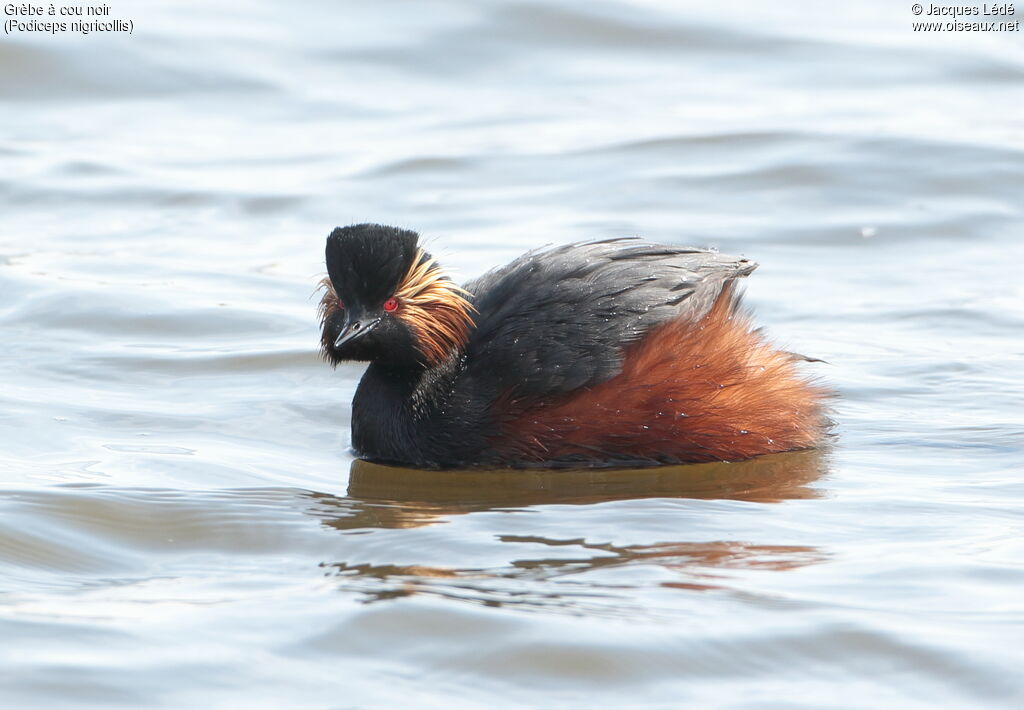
[325,224,420,307]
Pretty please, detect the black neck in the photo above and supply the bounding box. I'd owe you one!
[350,360,425,463]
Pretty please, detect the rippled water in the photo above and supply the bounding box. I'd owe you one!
[3,0,1024,707]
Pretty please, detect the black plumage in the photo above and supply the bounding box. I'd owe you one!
[461,238,757,399]
[325,224,419,307]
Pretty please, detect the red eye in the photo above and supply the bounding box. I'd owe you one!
[383,297,398,312]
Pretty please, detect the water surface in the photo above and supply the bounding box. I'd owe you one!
[2,0,1024,707]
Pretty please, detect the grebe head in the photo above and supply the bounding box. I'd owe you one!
[318,223,475,367]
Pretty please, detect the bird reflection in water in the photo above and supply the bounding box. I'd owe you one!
[304,449,829,614]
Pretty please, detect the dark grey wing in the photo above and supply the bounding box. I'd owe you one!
[460,238,757,398]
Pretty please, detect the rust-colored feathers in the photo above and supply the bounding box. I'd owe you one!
[491,284,826,464]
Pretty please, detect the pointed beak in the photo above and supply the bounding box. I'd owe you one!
[334,316,381,349]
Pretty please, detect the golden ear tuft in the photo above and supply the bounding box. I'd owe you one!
[316,277,345,363]
[393,250,476,365]
[317,276,342,326]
